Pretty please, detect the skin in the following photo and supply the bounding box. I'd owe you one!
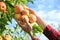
[17,18,32,33]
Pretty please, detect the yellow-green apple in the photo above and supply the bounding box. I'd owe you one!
[14,13,21,20]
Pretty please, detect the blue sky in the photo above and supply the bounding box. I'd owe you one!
[27,0,60,40]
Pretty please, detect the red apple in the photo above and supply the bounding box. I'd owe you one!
[0,2,6,12]
[21,15,29,22]
[14,5,24,13]
[20,15,29,25]
[22,9,29,16]
[29,14,36,23]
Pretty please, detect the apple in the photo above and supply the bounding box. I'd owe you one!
[4,34,11,40]
[22,9,29,16]
[14,5,24,13]
[0,2,6,12]
[20,15,29,24]
[29,14,36,23]
[21,15,29,21]
[14,13,21,20]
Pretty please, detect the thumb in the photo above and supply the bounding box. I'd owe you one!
[24,18,29,24]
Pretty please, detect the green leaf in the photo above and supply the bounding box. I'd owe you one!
[27,0,32,2]
[14,36,18,40]
[6,14,12,23]
[32,24,43,33]
[0,22,6,35]
[27,0,34,4]
[0,12,3,15]
[21,0,27,4]
[5,0,14,8]
[0,17,8,25]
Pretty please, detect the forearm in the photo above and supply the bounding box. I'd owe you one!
[36,15,48,31]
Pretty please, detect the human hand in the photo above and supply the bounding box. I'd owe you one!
[17,18,32,33]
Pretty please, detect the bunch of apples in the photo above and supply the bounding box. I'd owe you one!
[14,5,43,37]
[14,5,36,25]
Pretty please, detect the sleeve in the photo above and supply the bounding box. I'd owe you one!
[43,25,60,40]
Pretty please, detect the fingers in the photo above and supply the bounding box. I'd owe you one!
[17,21,28,32]
[17,20,31,33]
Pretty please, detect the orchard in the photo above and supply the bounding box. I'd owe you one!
[0,0,43,40]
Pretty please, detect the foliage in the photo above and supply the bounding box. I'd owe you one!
[0,0,33,40]
[3,24,31,40]
[30,24,43,36]
[0,0,33,34]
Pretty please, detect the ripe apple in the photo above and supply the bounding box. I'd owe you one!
[0,2,6,12]
[5,34,11,40]
[14,13,21,20]
[20,15,29,24]
[29,14,36,23]
[22,9,29,16]
[14,5,24,13]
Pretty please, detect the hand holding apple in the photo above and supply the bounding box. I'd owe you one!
[14,5,42,39]
[17,18,32,33]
